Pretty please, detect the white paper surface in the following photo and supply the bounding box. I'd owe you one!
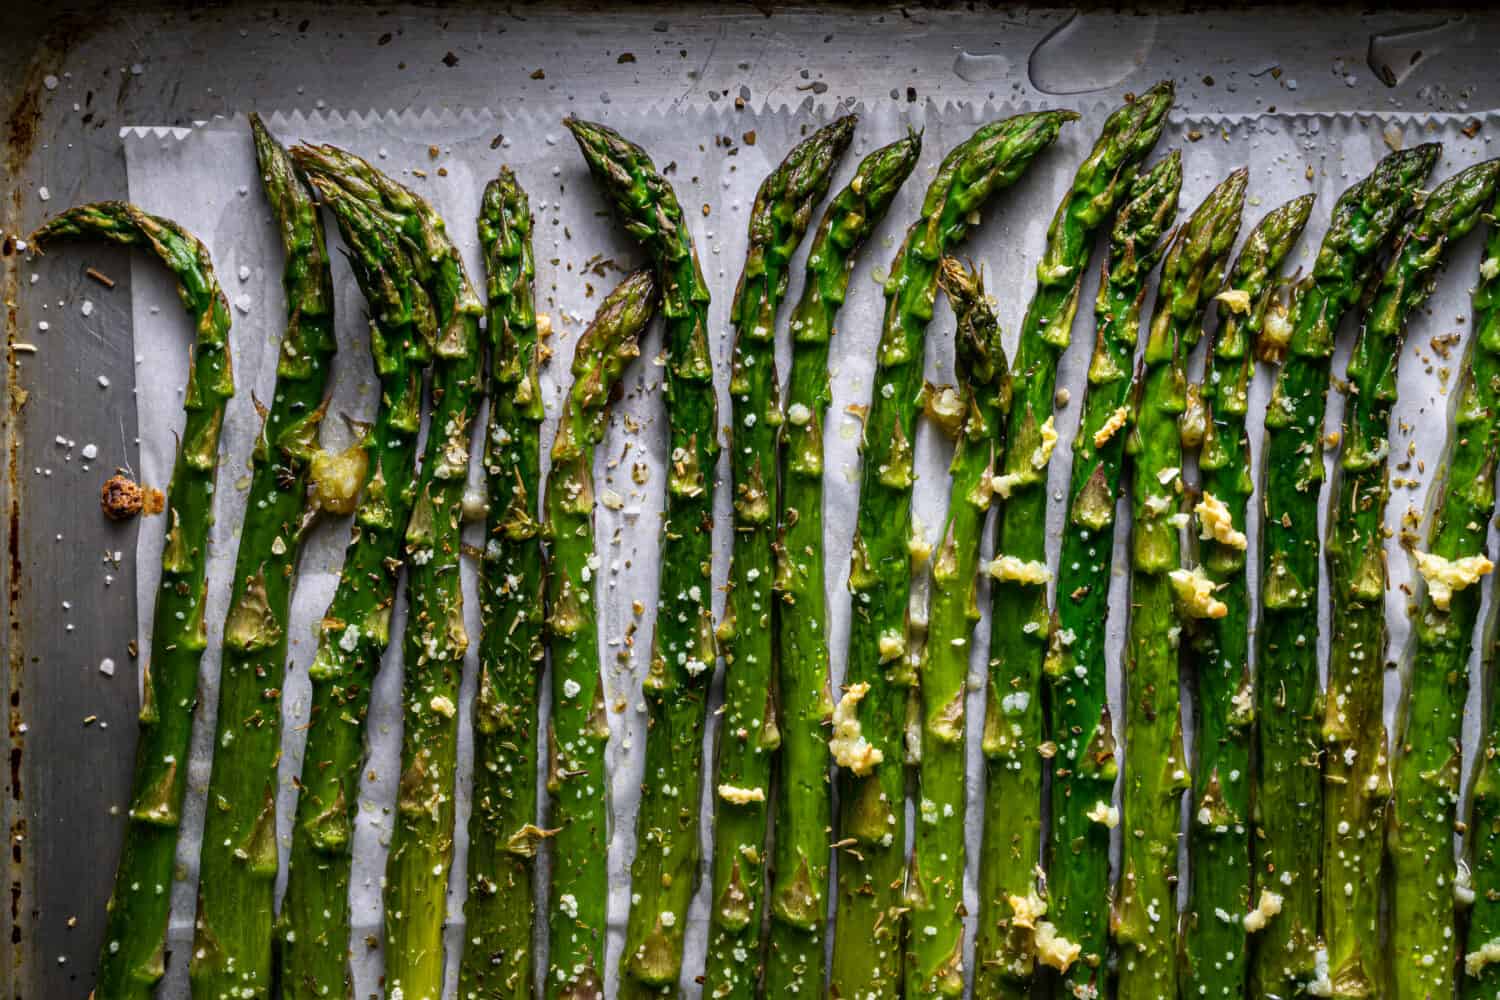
[119,104,1498,998]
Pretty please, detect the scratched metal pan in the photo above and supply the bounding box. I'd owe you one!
[3,4,1497,996]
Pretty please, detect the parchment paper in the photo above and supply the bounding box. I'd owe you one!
[118,103,1499,998]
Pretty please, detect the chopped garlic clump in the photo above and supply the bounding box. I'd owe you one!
[1007,889,1047,930]
[309,440,370,515]
[1413,550,1494,611]
[990,555,1052,586]
[1086,800,1119,828]
[1093,406,1129,448]
[1467,938,1500,976]
[1261,300,1293,353]
[717,784,766,805]
[1033,415,1059,469]
[908,514,933,565]
[1170,566,1229,619]
[991,471,1023,499]
[830,682,884,776]
[1196,492,1248,551]
[1243,890,1283,933]
[877,631,907,663]
[1215,288,1251,314]
[1036,921,1082,972]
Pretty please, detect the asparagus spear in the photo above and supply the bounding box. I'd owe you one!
[1389,167,1500,1000]
[764,132,923,1000]
[184,114,336,1000]
[563,117,718,998]
[1323,159,1500,1000]
[1458,203,1500,1000]
[300,142,484,1000]
[972,83,1174,999]
[901,259,1009,998]
[828,108,1076,1000]
[1466,606,1500,999]
[1115,168,1247,1000]
[32,204,232,1000]
[697,114,857,999]
[543,270,658,1000]
[1045,152,1182,999]
[460,167,547,1000]
[1251,143,1440,999]
[377,175,482,1000]
[1179,194,1314,1000]
[279,146,435,999]
[700,133,921,1000]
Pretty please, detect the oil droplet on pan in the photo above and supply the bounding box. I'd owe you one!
[1366,17,1467,88]
[952,50,1014,84]
[1028,12,1159,95]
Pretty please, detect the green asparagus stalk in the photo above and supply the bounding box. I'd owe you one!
[902,259,1009,998]
[1251,142,1440,999]
[300,142,484,1000]
[32,204,232,1000]
[1458,202,1500,999]
[1323,159,1500,1000]
[1045,151,1182,999]
[697,115,857,1000]
[563,117,718,998]
[184,114,336,1000]
[1180,194,1314,1000]
[971,83,1174,999]
[828,108,1076,1000]
[460,167,547,1000]
[379,177,482,1000]
[1115,168,1247,1000]
[702,133,922,1000]
[279,146,435,999]
[760,132,923,1000]
[1389,167,1500,1000]
[543,270,658,1000]
[1466,602,1500,999]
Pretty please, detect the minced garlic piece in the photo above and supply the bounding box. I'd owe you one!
[991,471,1023,499]
[990,555,1052,586]
[1086,800,1119,828]
[878,631,907,663]
[1093,406,1129,448]
[717,784,766,805]
[908,514,933,565]
[309,440,369,515]
[1008,889,1047,930]
[1483,257,1500,282]
[429,695,456,718]
[925,384,965,435]
[1243,890,1283,933]
[1032,415,1059,469]
[1261,299,1293,354]
[1036,921,1082,972]
[831,682,884,776]
[1467,938,1500,976]
[1413,550,1494,611]
[1215,288,1251,314]
[1196,492,1248,551]
[1170,566,1228,619]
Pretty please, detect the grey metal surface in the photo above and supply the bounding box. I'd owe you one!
[3,3,1499,996]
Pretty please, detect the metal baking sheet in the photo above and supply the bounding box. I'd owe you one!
[8,5,1500,998]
